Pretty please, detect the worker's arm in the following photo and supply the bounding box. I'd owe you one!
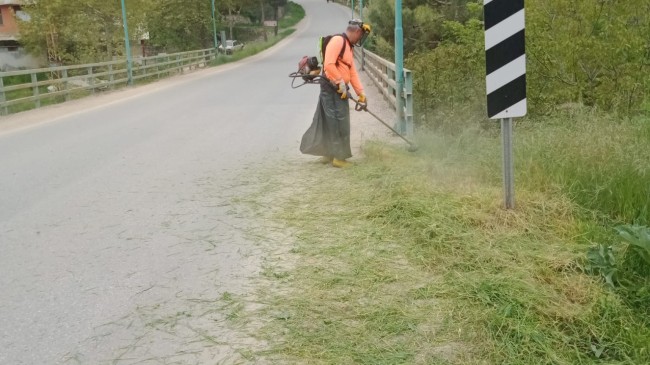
[349,60,364,96]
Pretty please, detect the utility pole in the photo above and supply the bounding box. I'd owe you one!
[394,0,405,133]
[351,0,354,18]
[360,0,364,70]
[211,0,218,49]
[120,0,133,86]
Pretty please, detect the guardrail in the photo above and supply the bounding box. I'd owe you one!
[356,48,413,136]
[0,48,216,116]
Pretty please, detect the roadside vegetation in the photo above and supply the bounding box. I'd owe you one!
[239,0,650,363]
[210,2,304,66]
[255,128,650,363]
[3,1,304,115]
[17,0,297,64]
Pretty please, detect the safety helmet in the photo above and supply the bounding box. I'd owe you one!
[348,19,371,47]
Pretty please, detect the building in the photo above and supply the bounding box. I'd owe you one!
[0,0,43,70]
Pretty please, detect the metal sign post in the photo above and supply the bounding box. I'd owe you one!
[501,118,515,208]
[484,0,527,209]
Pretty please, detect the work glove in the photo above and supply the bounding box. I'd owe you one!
[355,93,368,112]
[337,82,347,99]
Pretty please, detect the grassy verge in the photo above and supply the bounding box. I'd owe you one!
[209,28,296,66]
[248,110,650,363]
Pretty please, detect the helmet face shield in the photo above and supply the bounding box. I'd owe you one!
[349,19,371,47]
[356,31,369,47]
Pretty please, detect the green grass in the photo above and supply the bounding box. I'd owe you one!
[6,87,94,114]
[279,1,305,29]
[516,110,650,225]
[209,29,296,67]
[247,108,650,364]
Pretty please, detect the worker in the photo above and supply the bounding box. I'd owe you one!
[300,19,371,168]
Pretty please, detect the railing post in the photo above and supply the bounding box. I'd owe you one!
[404,69,414,137]
[88,66,95,94]
[0,76,7,115]
[62,69,70,102]
[109,64,115,90]
[31,73,41,109]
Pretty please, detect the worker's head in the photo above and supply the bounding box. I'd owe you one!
[346,19,371,47]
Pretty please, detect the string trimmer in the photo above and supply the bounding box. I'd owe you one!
[348,95,419,152]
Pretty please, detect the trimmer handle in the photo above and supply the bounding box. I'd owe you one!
[350,96,367,112]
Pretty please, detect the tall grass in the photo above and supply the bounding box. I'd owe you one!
[515,110,650,225]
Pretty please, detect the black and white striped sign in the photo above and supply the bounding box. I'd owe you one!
[484,0,526,119]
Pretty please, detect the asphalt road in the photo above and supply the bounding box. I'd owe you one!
[0,1,357,363]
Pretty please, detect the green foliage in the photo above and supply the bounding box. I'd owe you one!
[3,73,47,86]
[406,18,485,132]
[145,0,215,52]
[617,225,650,270]
[527,0,650,115]
[587,225,650,315]
[17,0,291,64]
[19,0,139,63]
[277,1,303,28]
[586,243,618,287]
[366,0,395,47]
[368,0,650,119]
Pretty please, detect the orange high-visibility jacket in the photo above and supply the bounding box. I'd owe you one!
[323,35,364,96]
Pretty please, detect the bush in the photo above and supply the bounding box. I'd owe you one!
[587,225,650,314]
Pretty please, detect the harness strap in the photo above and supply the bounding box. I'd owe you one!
[336,33,351,68]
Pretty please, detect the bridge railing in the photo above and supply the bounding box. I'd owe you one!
[0,48,216,116]
[355,48,413,136]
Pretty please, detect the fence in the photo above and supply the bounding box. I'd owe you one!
[1,46,413,129]
[0,48,217,116]
[356,48,414,136]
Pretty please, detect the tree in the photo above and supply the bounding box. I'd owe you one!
[144,0,215,52]
[19,0,149,64]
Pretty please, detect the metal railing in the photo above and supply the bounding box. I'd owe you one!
[356,48,413,136]
[0,48,217,116]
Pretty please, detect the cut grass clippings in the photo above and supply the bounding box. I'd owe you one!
[250,125,650,364]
